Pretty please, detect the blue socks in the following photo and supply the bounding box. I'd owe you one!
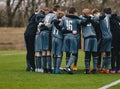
[56,57,62,71]
[35,56,41,69]
[105,56,111,70]
[46,56,52,70]
[85,59,90,69]
[42,56,47,70]
[66,56,76,68]
[93,57,98,70]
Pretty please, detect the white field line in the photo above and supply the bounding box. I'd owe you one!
[99,79,120,89]
[0,52,26,56]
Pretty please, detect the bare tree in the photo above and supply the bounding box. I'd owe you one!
[6,0,23,26]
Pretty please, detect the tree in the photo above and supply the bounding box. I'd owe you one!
[6,0,23,26]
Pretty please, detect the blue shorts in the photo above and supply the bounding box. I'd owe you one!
[84,38,97,52]
[62,34,78,54]
[40,31,51,51]
[99,38,112,52]
[52,37,63,56]
[35,32,42,52]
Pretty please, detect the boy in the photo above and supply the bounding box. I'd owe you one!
[110,14,120,73]
[60,7,81,74]
[93,8,112,74]
[91,9,102,70]
[80,8,98,74]
[24,11,39,72]
[51,12,64,74]
[34,9,45,72]
[39,5,61,73]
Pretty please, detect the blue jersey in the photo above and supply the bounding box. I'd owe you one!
[52,21,63,39]
[44,12,57,30]
[59,15,81,35]
[93,14,112,39]
[79,15,96,39]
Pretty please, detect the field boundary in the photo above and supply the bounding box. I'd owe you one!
[99,79,120,89]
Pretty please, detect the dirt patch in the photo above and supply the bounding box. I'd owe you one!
[0,27,26,50]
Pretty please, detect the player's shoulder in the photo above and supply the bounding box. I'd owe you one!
[66,14,80,19]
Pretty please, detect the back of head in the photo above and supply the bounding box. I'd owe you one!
[69,7,76,14]
[58,11,64,19]
[91,8,100,15]
[103,8,112,14]
[82,8,91,16]
[53,5,60,12]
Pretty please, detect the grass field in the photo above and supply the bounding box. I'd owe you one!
[0,50,120,89]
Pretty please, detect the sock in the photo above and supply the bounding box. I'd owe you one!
[93,57,98,70]
[66,56,76,68]
[53,57,57,70]
[66,57,69,65]
[46,56,52,69]
[105,56,111,70]
[102,57,106,68]
[35,56,41,69]
[56,57,62,71]
[74,53,78,66]
[42,56,47,70]
[85,59,90,69]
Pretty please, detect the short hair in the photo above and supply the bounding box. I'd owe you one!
[91,8,100,14]
[53,5,60,11]
[69,7,76,14]
[103,8,112,14]
[82,8,91,15]
[58,11,64,19]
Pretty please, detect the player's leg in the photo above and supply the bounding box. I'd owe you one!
[66,52,70,65]
[92,52,98,74]
[46,50,52,73]
[84,51,91,74]
[97,52,102,70]
[73,52,78,71]
[104,52,111,73]
[55,55,63,74]
[116,49,120,73]
[55,39,63,74]
[64,53,76,74]
[110,48,116,73]
[42,51,47,73]
[35,52,42,72]
[26,36,35,71]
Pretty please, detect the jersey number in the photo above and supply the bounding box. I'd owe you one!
[66,20,73,31]
[53,28,58,35]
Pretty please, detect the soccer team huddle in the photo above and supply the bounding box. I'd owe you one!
[24,5,120,74]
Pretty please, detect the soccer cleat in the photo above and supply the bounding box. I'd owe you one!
[110,70,116,74]
[117,70,120,74]
[84,69,91,74]
[100,68,105,73]
[47,69,52,73]
[103,69,109,74]
[72,66,78,71]
[35,68,38,72]
[55,70,63,74]
[52,69,56,74]
[91,69,97,74]
[63,67,73,74]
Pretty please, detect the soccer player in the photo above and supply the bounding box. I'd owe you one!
[80,9,98,74]
[50,12,64,74]
[34,9,45,72]
[24,11,39,72]
[39,5,61,73]
[60,7,81,74]
[93,8,112,74]
[110,14,120,74]
[91,9,102,70]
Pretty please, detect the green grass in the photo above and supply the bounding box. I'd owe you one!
[0,50,120,89]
